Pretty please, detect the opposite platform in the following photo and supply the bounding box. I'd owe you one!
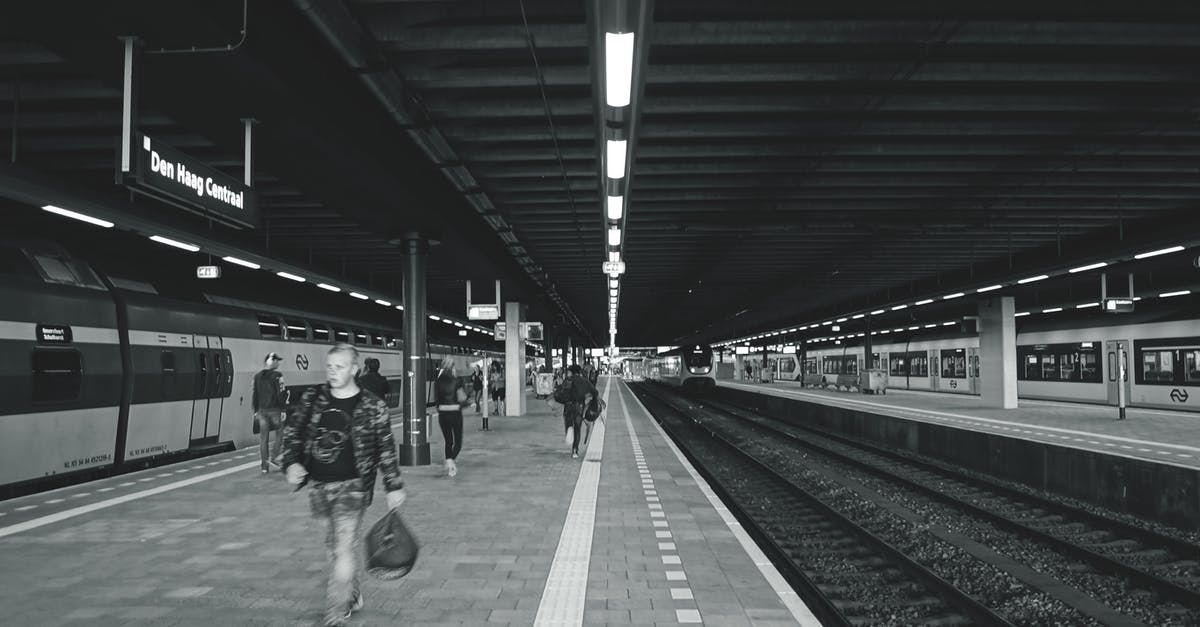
[0,377,812,626]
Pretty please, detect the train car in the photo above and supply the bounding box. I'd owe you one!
[647,344,716,393]
[753,316,1198,412]
[0,238,503,496]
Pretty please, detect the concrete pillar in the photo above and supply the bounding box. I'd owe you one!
[504,301,526,416]
[734,354,744,381]
[400,232,430,465]
[979,296,1018,409]
[543,325,553,373]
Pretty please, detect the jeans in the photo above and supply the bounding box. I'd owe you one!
[563,404,583,453]
[439,410,463,461]
[257,409,282,469]
[308,479,366,625]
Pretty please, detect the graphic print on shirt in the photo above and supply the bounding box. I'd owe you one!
[314,406,352,465]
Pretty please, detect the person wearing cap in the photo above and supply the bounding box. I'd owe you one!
[252,352,288,473]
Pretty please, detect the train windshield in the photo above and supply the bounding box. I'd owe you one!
[684,345,713,368]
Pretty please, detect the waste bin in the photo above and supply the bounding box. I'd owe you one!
[861,369,887,395]
[535,373,555,398]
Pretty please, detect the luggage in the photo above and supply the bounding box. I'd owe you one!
[583,397,606,423]
[552,380,573,404]
[365,509,419,580]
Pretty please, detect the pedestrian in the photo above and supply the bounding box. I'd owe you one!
[358,357,390,403]
[282,343,407,627]
[489,363,506,416]
[252,352,288,473]
[557,364,597,459]
[434,357,470,478]
[470,366,484,412]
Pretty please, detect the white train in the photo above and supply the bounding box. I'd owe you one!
[739,319,1199,412]
[647,344,717,392]
[0,238,503,496]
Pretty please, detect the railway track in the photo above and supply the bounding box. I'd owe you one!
[632,384,1014,626]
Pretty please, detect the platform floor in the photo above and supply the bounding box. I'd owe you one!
[720,379,1200,470]
[0,377,813,626]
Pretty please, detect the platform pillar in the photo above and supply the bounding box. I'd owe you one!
[504,301,526,416]
[400,232,431,465]
[979,295,1018,409]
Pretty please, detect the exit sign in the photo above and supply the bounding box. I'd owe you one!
[196,265,221,279]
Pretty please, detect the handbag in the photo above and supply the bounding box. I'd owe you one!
[366,509,419,580]
[583,397,606,423]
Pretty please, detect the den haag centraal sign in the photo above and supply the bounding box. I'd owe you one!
[131,133,258,228]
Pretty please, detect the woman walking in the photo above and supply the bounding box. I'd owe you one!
[435,357,469,477]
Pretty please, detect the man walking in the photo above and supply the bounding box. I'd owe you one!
[252,352,288,473]
[357,357,390,402]
[282,344,407,627]
[560,364,597,459]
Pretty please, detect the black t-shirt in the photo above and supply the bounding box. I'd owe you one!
[308,393,359,483]
[435,371,463,406]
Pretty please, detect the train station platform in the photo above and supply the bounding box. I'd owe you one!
[719,380,1200,470]
[0,377,813,627]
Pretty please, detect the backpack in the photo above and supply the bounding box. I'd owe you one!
[553,380,573,404]
[583,397,606,423]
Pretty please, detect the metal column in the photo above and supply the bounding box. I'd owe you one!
[401,232,430,465]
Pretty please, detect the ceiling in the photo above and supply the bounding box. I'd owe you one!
[3,0,1200,348]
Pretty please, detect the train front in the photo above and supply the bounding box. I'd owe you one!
[680,344,717,393]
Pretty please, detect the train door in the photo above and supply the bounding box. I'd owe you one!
[189,334,224,443]
[929,349,940,390]
[967,348,980,394]
[1105,339,1131,406]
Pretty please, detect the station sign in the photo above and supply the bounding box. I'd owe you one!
[519,321,544,340]
[129,133,259,228]
[602,260,626,276]
[196,265,221,279]
[468,304,500,320]
[1103,298,1135,313]
[735,346,750,355]
[494,322,507,340]
[36,324,72,344]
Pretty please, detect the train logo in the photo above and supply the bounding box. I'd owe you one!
[949,379,958,389]
[296,354,310,370]
[1170,389,1190,403]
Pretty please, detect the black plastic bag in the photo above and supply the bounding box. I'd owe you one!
[583,398,606,423]
[365,509,419,580]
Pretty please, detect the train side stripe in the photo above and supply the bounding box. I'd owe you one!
[0,460,258,539]
[0,321,119,344]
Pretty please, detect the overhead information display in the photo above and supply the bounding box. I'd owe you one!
[128,133,259,228]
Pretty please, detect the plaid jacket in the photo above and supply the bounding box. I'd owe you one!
[281,384,403,507]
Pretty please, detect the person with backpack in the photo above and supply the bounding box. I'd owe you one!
[554,364,597,459]
[489,364,506,416]
[252,352,289,473]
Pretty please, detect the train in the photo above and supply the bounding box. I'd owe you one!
[736,318,1199,412]
[647,344,717,392]
[0,238,506,496]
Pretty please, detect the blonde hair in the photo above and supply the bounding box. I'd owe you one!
[328,343,360,367]
[439,356,456,371]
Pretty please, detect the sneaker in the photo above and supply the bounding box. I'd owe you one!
[447,460,457,478]
[350,590,363,613]
[565,427,574,446]
[572,452,579,459]
[260,467,269,474]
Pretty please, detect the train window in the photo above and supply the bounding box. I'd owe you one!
[1184,350,1200,384]
[1019,343,1100,383]
[332,327,349,343]
[32,349,83,402]
[257,315,283,339]
[1080,352,1098,382]
[30,253,105,289]
[385,335,398,348]
[161,350,176,374]
[1140,350,1175,384]
[1040,354,1057,380]
[285,319,308,340]
[371,332,383,346]
[871,353,880,370]
[890,356,906,376]
[311,323,330,342]
[353,329,368,344]
[844,357,858,375]
[1108,352,1116,382]
[1023,354,1040,380]
[907,352,927,377]
[0,244,38,279]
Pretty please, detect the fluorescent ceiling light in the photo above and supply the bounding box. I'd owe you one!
[42,204,114,228]
[443,318,455,325]
[610,289,618,296]
[836,317,847,322]
[1159,290,1191,298]
[149,235,199,252]
[429,315,441,321]
[943,292,964,300]
[609,279,618,288]
[374,299,392,306]
[1069,262,1107,273]
[317,283,341,292]
[605,32,635,107]
[1076,302,1099,309]
[395,305,404,311]
[977,284,1002,293]
[221,256,260,270]
[908,326,919,330]
[1017,274,1049,284]
[606,140,627,179]
[891,304,908,311]
[851,314,864,319]
[1042,307,1063,313]
[942,321,956,326]
[607,195,623,220]
[1134,245,1184,259]
[608,227,622,246]
[893,328,905,332]
[924,323,936,328]
[1015,311,1030,317]
[915,299,933,305]
[879,330,890,334]
[821,321,832,326]
[871,309,885,315]
[608,251,620,263]
[276,271,305,282]
[349,292,368,300]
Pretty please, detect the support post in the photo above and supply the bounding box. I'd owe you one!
[400,232,430,465]
[504,301,526,416]
[978,296,1018,409]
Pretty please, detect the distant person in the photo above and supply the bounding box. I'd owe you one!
[555,364,597,459]
[358,357,390,403]
[744,362,753,382]
[489,364,506,416]
[282,344,406,627]
[470,366,484,412]
[435,357,470,478]
[252,352,288,473]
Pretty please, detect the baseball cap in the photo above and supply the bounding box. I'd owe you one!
[265,352,283,362]
[568,364,582,375]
